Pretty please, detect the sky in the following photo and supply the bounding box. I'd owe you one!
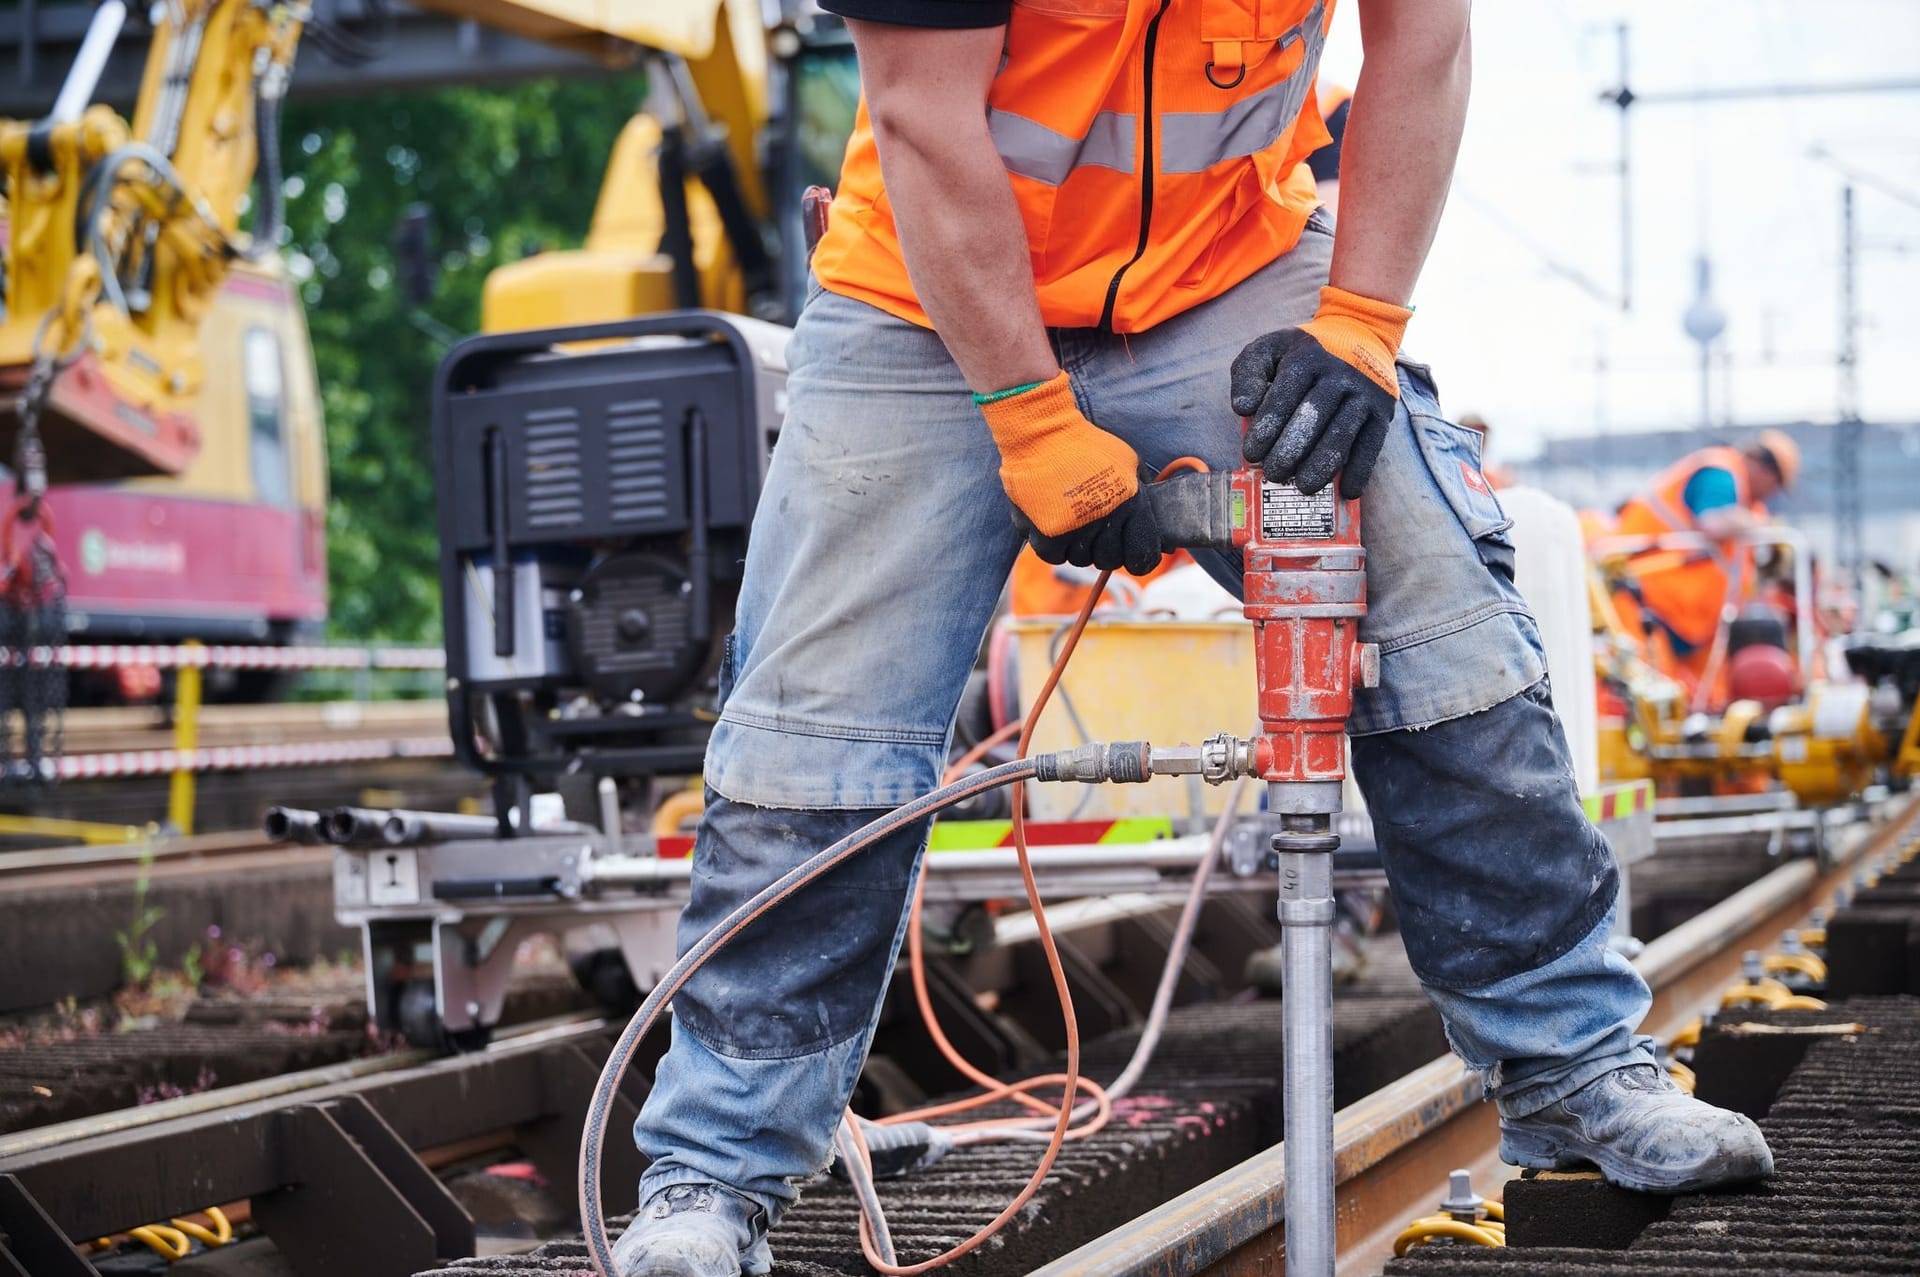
[1316,0,1920,460]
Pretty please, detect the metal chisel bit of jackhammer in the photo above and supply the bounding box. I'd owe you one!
[1148,464,1378,1277]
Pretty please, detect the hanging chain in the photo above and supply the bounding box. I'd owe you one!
[3,317,83,783]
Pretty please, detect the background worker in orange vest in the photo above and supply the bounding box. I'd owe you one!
[1613,430,1802,685]
[617,3,1772,1272]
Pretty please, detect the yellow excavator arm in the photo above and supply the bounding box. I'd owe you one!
[0,0,303,484]
[0,0,770,484]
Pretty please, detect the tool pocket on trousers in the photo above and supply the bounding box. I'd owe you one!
[1408,402,1516,582]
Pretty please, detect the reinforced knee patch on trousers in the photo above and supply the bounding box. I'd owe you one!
[669,791,927,1059]
[1352,680,1618,992]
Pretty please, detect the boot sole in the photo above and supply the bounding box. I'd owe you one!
[1500,1127,1774,1194]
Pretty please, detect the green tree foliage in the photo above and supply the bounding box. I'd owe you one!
[278,75,647,641]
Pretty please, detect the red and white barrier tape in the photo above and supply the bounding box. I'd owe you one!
[56,736,454,780]
[0,645,446,672]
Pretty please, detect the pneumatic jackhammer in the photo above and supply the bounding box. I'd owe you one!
[1148,461,1376,1276]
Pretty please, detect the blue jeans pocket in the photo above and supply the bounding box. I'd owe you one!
[1409,409,1516,579]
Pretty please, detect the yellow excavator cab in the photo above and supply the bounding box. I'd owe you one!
[481,116,747,332]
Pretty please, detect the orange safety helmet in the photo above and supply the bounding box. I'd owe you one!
[1754,429,1801,490]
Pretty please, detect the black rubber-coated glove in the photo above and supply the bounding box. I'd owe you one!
[1229,286,1413,499]
[1023,487,1163,576]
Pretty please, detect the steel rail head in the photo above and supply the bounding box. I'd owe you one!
[1029,792,1919,1277]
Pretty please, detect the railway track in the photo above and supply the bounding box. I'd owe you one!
[0,829,290,883]
[0,795,1911,1277]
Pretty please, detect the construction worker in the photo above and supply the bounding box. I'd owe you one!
[1613,430,1802,683]
[1011,72,1356,622]
[617,3,1774,1273]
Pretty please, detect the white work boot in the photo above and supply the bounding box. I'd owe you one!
[611,1183,773,1277]
[1499,1063,1774,1193]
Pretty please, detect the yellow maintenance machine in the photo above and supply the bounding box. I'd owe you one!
[1590,533,1920,807]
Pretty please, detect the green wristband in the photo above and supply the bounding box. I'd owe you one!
[972,380,1048,406]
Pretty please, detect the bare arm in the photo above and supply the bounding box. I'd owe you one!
[845,19,1055,395]
[1697,507,1763,540]
[1332,0,1473,306]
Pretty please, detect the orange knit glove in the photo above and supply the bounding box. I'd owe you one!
[1232,286,1413,498]
[978,372,1162,574]
[978,372,1137,536]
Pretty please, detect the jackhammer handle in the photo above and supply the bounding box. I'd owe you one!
[1145,469,1239,551]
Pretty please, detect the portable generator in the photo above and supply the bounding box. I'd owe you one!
[307,312,786,1050]
[434,311,787,821]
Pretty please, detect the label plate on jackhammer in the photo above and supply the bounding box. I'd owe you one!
[1260,481,1336,540]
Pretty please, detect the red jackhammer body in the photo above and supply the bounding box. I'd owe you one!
[1150,465,1373,1276]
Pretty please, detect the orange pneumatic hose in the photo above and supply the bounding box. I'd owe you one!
[580,460,1211,1277]
[844,457,1217,1267]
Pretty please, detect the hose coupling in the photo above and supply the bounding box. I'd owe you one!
[1033,741,1152,784]
[1147,733,1258,784]
[1034,735,1258,784]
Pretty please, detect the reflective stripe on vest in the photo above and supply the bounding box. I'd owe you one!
[988,108,1136,186]
[1165,0,1328,174]
[1638,483,1695,537]
[985,0,1327,188]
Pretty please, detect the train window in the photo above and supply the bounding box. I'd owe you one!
[244,326,293,508]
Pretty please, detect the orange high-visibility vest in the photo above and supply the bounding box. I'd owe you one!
[1615,446,1755,649]
[811,0,1335,333]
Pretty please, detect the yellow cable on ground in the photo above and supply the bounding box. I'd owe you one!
[1799,928,1826,950]
[1668,1060,1697,1093]
[170,1208,232,1248]
[126,1207,231,1262]
[1721,982,1787,1010]
[1721,976,1795,1010]
[1670,1017,1703,1051]
[129,1225,191,1261]
[1393,1216,1505,1255]
[1764,951,1827,984]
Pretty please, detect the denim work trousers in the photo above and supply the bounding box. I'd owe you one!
[634,217,1655,1220]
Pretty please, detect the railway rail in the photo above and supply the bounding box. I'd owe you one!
[0,795,1911,1277]
[0,829,337,885]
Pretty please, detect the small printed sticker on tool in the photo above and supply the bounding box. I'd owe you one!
[367,849,421,906]
[1260,481,1336,540]
[334,853,368,907]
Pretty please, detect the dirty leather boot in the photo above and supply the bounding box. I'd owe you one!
[1499,1064,1774,1193]
[612,1183,773,1277]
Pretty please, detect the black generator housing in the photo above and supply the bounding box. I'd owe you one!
[432,312,785,804]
